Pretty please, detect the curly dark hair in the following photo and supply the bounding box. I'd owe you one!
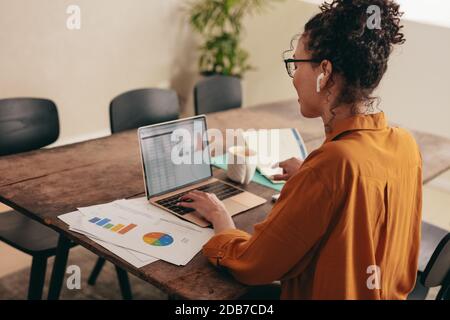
[302,0,405,110]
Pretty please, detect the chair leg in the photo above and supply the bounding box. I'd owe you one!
[436,283,450,300]
[27,255,48,300]
[114,265,133,300]
[47,234,71,300]
[88,257,106,285]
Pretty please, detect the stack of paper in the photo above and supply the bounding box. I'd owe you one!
[58,197,214,268]
[243,128,308,184]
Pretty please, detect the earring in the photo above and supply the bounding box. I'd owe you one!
[316,73,324,93]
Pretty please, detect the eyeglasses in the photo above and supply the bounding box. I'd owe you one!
[284,58,321,78]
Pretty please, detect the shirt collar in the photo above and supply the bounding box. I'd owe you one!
[325,112,388,142]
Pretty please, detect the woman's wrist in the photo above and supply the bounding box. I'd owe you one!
[211,210,236,234]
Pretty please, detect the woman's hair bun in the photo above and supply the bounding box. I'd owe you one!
[303,0,405,105]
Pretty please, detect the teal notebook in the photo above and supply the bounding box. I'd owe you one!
[210,154,284,192]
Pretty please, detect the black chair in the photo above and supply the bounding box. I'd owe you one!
[87,88,180,291]
[408,221,449,300]
[194,75,242,115]
[0,98,131,300]
[419,229,450,299]
[0,98,59,155]
[109,88,179,134]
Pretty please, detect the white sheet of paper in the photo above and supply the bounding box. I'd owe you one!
[60,203,156,262]
[58,210,158,268]
[76,201,214,265]
[117,197,208,265]
[243,128,308,184]
[76,200,168,260]
[68,225,155,262]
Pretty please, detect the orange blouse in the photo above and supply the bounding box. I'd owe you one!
[202,112,422,299]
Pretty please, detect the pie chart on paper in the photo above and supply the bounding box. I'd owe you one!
[143,232,174,246]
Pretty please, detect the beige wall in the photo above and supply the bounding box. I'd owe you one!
[376,20,450,137]
[240,1,318,107]
[1,0,449,147]
[0,0,196,146]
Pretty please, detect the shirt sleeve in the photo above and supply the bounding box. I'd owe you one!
[202,166,335,285]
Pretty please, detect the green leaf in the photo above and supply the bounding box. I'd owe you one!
[188,0,285,77]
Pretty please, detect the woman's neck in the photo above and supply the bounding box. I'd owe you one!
[321,101,375,132]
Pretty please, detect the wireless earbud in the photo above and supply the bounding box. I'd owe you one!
[316,73,325,93]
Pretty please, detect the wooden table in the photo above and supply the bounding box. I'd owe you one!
[1,99,450,299]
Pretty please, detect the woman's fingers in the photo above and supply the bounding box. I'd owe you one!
[178,190,210,208]
[179,191,203,201]
[272,173,289,181]
[175,190,231,228]
[278,160,288,169]
[177,201,196,208]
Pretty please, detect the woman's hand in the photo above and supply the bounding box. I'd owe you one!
[272,157,304,181]
[177,190,235,234]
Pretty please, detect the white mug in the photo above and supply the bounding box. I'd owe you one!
[226,146,257,185]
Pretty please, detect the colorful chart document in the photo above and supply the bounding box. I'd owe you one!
[58,208,158,268]
[73,200,214,266]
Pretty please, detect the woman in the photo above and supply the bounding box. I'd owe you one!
[178,0,422,299]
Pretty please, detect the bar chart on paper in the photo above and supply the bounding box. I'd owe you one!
[88,216,137,235]
[75,201,215,265]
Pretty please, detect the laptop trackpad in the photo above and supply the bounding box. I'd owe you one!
[223,198,248,216]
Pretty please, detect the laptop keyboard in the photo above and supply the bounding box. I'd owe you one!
[155,181,244,215]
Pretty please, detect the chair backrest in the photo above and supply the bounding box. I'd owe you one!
[194,75,242,115]
[109,88,180,134]
[0,98,59,156]
[421,232,450,300]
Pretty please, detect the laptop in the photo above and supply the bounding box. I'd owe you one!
[137,115,267,227]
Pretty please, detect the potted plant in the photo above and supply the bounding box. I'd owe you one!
[188,0,281,78]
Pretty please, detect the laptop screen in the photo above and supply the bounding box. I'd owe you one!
[138,116,212,198]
